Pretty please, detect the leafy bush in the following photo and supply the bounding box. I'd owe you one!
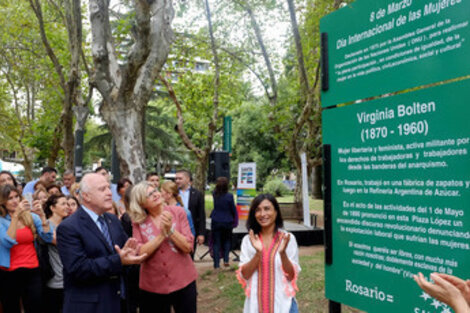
[263,178,290,197]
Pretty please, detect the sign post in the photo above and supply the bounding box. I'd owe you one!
[323,80,470,313]
[321,0,470,312]
[236,163,257,220]
[320,0,470,107]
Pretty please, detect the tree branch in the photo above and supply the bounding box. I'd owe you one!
[234,0,278,105]
[28,0,66,89]
[159,75,204,159]
[133,0,174,109]
[204,0,220,156]
[286,0,310,96]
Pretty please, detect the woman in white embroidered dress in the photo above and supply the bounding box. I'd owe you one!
[237,194,300,313]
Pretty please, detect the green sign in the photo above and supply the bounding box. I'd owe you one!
[320,0,470,107]
[223,116,232,153]
[323,79,470,313]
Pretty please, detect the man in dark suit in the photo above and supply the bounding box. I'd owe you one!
[175,170,206,255]
[57,173,146,313]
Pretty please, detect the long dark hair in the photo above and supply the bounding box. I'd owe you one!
[0,171,18,188]
[44,194,67,218]
[246,194,283,234]
[117,177,133,194]
[213,177,229,197]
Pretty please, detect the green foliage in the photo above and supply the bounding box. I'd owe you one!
[230,101,288,188]
[263,177,290,197]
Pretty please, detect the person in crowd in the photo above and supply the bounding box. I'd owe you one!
[237,194,300,313]
[60,171,75,196]
[414,272,470,313]
[146,172,160,188]
[94,167,120,202]
[43,194,69,313]
[0,171,18,188]
[210,177,237,269]
[0,184,53,313]
[175,169,205,256]
[56,173,146,313]
[161,181,195,238]
[69,183,80,200]
[33,188,49,210]
[114,178,133,218]
[129,181,197,313]
[65,195,79,215]
[34,181,48,192]
[46,184,62,196]
[22,167,57,196]
[120,186,139,313]
[16,183,24,195]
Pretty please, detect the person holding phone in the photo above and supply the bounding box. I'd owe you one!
[0,184,53,313]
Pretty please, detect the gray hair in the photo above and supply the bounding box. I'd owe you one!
[79,173,94,202]
[63,170,74,176]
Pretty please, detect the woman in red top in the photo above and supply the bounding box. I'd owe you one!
[0,184,53,313]
[128,181,197,313]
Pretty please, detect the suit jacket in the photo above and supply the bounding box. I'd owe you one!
[188,187,206,237]
[57,207,128,313]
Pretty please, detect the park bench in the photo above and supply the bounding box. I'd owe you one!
[279,202,318,227]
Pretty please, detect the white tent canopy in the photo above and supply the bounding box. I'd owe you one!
[0,159,24,175]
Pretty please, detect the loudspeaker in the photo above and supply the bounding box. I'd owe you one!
[208,151,230,183]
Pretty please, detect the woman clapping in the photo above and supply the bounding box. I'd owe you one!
[128,182,197,313]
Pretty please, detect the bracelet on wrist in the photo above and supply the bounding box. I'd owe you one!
[166,224,175,237]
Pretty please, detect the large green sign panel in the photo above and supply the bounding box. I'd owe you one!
[320,0,470,107]
[323,79,470,313]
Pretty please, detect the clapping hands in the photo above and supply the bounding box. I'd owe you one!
[414,272,470,313]
[249,230,263,252]
[115,238,148,265]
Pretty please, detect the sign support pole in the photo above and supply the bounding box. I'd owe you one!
[329,300,341,313]
[301,152,311,227]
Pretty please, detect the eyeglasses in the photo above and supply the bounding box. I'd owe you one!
[147,188,159,198]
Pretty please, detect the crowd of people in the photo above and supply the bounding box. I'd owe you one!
[1,166,469,313]
[0,166,300,313]
[0,167,207,313]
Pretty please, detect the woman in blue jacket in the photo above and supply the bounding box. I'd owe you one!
[0,184,53,313]
[210,177,237,269]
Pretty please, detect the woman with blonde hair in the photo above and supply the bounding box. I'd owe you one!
[129,181,197,313]
[0,184,53,313]
[160,181,195,237]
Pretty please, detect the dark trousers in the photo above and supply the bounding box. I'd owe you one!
[140,281,197,313]
[43,287,63,313]
[211,221,233,268]
[0,267,42,313]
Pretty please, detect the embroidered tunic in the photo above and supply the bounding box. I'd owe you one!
[237,230,300,313]
[133,205,197,294]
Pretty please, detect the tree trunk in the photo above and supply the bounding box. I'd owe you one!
[22,160,33,182]
[89,0,174,184]
[62,96,75,170]
[193,154,209,193]
[19,144,34,181]
[293,163,303,208]
[101,100,146,182]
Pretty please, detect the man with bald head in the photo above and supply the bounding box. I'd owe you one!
[57,173,146,313]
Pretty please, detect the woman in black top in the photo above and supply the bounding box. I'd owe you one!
[210,177,237,268]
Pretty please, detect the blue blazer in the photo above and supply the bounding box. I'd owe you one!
[57,207,128,313]
[211,192,237,224]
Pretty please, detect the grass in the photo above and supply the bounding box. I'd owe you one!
[198,251,364,313]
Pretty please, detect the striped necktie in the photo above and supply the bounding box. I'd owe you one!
[98,216,113,248]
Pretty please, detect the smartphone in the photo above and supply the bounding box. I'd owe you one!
[24,193,33,208]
